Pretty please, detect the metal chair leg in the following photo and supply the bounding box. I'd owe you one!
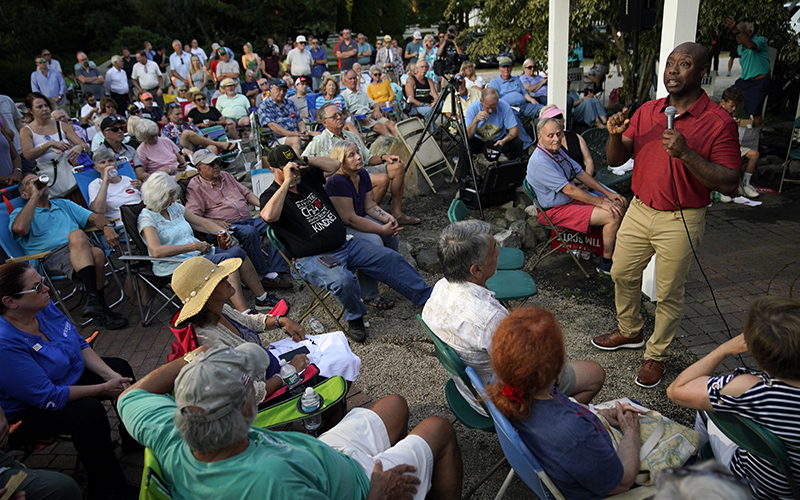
[462,456,508,500]
[494,468,516,500]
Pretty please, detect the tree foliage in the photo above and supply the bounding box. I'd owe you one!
[451,0,799,105]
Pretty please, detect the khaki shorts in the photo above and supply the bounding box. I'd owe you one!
[319,408,434,500]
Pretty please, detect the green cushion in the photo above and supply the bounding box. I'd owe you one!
[447,199,470,223]
[497,247,524,270]
[445,379,495,432]
[487,270,538,302]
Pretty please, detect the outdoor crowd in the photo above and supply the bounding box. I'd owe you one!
[0,15,795,500]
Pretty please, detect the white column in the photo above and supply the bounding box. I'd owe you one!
[656,0,700,98]
[547,0,569,110]
[643,0,700,301]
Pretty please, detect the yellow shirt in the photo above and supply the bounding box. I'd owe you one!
[367,80,394,104]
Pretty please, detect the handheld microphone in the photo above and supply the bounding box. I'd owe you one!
[665,106,677,130]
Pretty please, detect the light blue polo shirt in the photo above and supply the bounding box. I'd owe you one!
[465,98,518,141]
[10,199,92,255]
[488,76,528,107]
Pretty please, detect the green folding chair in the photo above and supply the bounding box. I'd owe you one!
[265,226,345,331]
[707,411,800,499]
[447,199,525,270]
[522,179,589,278]
[416,315,508,500]
[139,376,348,500]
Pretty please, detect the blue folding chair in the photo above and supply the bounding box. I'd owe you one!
[466,367,655,500]
[74,161,138,209]
[0,186,124,325]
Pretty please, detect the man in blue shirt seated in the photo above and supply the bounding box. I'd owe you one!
[119,344,463,500]
[10,174,127,329]
[488,57,544,120]
[465,87,532,161]
[256,78,317,158]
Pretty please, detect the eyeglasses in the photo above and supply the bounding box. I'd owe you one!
[17,277,47,295]
[195,96,206,102]
[525,66,534,70]
[325,112,343,119]
[143,98,153,102]
[167,103,181,109]
[42,53,50,56]
[107,126,124,133]
[36,60,46,64]
[372,73,381,77]
[298,42,306,45]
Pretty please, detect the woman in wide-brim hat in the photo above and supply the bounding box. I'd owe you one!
[172,256,307,399]
[171,257,362,398]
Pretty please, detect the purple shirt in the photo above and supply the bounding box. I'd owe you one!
[325,169,373,217]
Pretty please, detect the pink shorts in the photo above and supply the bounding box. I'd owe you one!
[537,199,597,233]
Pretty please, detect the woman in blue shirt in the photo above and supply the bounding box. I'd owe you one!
[487,307,642,500]
[0,262,139,500]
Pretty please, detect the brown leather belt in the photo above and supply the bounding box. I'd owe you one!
[746,73,769,81]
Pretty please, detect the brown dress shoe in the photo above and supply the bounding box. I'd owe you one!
[261,276,293,289]
[635,359,667,388]
[591,329,645,350]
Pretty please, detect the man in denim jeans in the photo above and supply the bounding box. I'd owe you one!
[260,145,431,342]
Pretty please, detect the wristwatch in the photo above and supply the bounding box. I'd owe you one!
[274,314,284,329]
[183,351,197,363]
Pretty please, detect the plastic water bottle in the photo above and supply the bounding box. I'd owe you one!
[301,387,323,432]
[279,359,301,389]
[308,317,325,334]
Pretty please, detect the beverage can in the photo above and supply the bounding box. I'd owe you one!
[308,317,324,334]
[217,230,230,249]
[34,175,49,190]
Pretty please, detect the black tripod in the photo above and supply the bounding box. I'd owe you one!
[404,77,485,219]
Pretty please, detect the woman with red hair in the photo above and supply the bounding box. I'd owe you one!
[487,307,642,499]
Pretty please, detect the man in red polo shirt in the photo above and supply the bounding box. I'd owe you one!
[591,42,741,388]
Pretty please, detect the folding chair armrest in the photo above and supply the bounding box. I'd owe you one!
[6,250,53,263]
[253,376,348,429]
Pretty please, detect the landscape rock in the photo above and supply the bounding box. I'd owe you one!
[789,160,800,177]
[415,248,441,273]
[524,204,538,218]
[398,240,416,267]
[499,200,515,210]
[526,218,550,242]
[494,229,522,249]
[509,220,539,249]
[504,206,527,222]
[490,218,508,233]
[515,192,533,208]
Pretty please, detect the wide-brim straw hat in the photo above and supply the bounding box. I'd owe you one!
[172,256,242,325]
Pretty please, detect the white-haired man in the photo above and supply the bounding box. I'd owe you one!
[119,343,463,500]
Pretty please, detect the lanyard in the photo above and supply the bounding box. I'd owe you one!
[536,145,577,182]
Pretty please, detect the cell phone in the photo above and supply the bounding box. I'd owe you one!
[318,255,341,268]
[279,345,310,363]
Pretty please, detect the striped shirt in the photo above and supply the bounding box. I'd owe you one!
[708,368,800,500]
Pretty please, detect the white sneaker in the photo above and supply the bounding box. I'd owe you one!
[739,183,759,198]
[718,193,733,203]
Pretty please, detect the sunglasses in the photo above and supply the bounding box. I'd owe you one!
[36,60,46,64]
[107,126,124,133]
[17,277,47,295]
[167,103,181,109]
[525,66,534,70]
[42,53,50,56]
[195,96,206,101]
[143,98,153,101]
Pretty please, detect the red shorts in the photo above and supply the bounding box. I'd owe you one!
[537,199,597,233]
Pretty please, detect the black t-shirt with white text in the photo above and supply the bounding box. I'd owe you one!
[260,167,346,258]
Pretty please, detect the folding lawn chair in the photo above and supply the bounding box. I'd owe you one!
[118,203,184,326]
[467,367,656,500]
[395,117,455,193]
[0,186,124,326]
[416,315,508,500]
[522,179,590,278]
[265,226,345,331]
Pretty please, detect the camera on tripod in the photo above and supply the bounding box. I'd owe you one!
[433,26,467,77]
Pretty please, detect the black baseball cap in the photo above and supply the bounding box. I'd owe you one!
[271,78,288,89]
[101,115,126,131]
[267,144,307,169]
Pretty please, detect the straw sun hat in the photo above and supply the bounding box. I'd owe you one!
[171,256,242,325]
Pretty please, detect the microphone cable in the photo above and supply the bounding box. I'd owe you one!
[667,126,746,367]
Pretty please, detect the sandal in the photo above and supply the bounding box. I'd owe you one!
[364,296,395,310]
[396,214,421,226]
[223,142,238,153]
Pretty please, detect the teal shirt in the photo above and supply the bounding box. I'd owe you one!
[119,389,371,500]
[9,199,91,255]
[357,43,373,66]
[738,35,770,80]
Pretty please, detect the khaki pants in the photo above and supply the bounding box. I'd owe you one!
[611,197,706,361]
